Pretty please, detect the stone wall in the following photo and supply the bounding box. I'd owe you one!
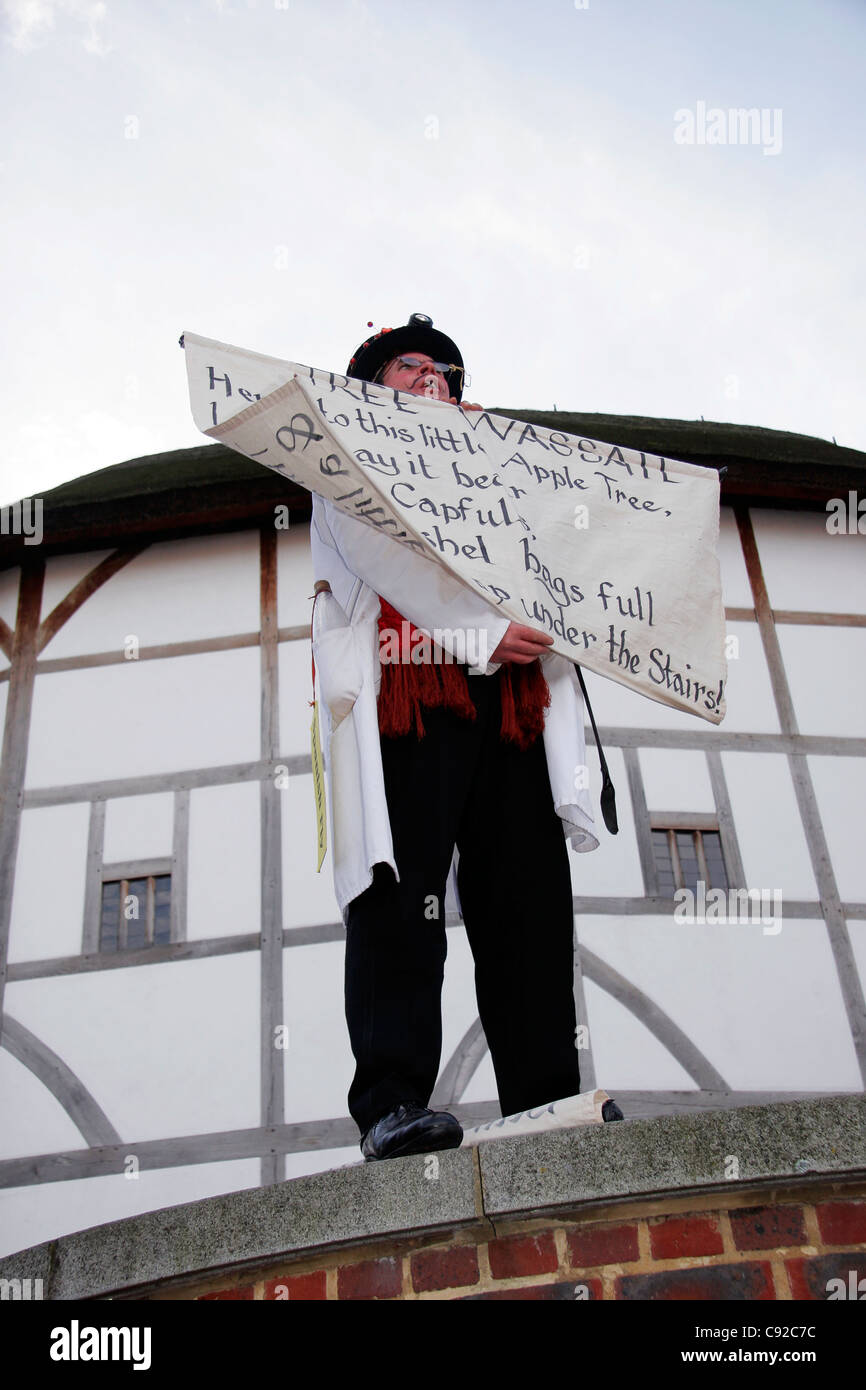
[2,1095,865,1303]
[183,1190,866,1301]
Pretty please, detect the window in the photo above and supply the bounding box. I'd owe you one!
[100,873,172,951]
[650,816,730,896]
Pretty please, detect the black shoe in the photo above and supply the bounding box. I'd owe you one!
[602,1099,624,1122]
[361,1103,463,1162]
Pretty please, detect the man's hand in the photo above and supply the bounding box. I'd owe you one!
[491,622,555,665]
[451,398,484,410]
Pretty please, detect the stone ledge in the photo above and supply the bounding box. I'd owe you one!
[1,1094,863,1301]
[480,1094,866,1218]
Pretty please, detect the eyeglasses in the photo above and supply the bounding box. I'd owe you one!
[392,354,454,374]
[377,355,468,387]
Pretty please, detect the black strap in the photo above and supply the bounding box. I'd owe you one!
[575,666,618,835]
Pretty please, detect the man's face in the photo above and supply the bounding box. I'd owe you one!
[381,351,451,400]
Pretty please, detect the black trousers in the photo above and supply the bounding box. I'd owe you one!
[344,667,581,1135]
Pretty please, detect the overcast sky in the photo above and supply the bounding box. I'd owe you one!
[1,0,864,507]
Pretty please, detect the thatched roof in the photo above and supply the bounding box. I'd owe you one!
[3,412,863,567]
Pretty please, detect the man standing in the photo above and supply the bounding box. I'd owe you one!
[311,313,607,1161]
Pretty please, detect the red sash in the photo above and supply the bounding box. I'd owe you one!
[376,597,550,750]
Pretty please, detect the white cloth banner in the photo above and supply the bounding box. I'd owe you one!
[460,1089,613,1146]
[182,332,727,722]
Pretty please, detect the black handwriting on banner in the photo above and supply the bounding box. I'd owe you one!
[519,599,599,651]
[459,411,683,484]
[521,539,585,607]
[388,481,521,533]
[191,345,722,718]
[474,580,512,607]
[326,475,423,550]
[314,391,685,616]
[303,393,695,628]
[314,397,680,520]
[275,414,323,453]
[317,397,491,461]
[499,454,587,494]
[594,471,672,517]
[300,367,421,412]
[204,365,262,426]
[603,626,724,713]
[357,450,439,481]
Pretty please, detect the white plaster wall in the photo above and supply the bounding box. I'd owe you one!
[639,747,716,814]
[281,941,354,1123]
[0,1159,260,1261]
[588,621,779,733]
[444,922,497,1106]
[777,625,866,739]
[712,621,781,733]
[6,952,260,1144]
[571,670,683,732]
[458,1051,500,1104]
[186,782,260,941]
[579,914,862,1091]
[280,773,343,928]
[8,803,90,963]
[807,756,866,904]
[717,505,754,608]
[584,979,698,1091]
[568,748,644,897]
[276,525,315,629]
[103,792,174,863]
[38,532,261,659]
[38,551,114,633]
[751,509,865,614]
[25,647,260,788]
[0,1048,84,1160]
[441,926,497,1105]
[277,638,317,758]
[721,752,819,899]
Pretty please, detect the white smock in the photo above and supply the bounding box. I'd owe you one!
[310,493,599,921]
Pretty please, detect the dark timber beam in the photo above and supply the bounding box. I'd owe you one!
[36,546,149,654]
[0,562,44,1049]
[259,526,285,1186]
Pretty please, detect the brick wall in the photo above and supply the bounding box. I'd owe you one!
[166,1191,866,1302]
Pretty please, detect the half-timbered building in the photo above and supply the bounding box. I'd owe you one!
[1,413,864,1258]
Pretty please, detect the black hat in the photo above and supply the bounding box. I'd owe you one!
[346,312,465,402]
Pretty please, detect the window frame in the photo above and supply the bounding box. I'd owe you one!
[97,857,173,954]
[648,814,735,896]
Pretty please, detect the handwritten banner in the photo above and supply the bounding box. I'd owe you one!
[182,331,727,722]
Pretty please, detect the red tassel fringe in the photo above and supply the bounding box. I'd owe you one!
[376,597,550,750]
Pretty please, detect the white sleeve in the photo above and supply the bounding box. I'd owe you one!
[315,497,511,674]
